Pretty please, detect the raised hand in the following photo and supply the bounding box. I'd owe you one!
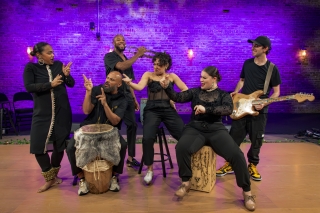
[83,74,93,91]
[51,74,63,87]
[122,74,132,85]
[160,74,170,89]
[96,87,107,105]
[194,105,206,115]
[136,46,147,58]
[62,62,73,76]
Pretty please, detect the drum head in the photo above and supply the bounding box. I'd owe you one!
[80,124,114,134]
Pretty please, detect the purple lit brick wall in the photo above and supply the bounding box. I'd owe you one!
[0,0,319,115]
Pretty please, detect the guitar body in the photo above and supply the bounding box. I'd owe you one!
[230,90,315,120]
[230,90,264,120]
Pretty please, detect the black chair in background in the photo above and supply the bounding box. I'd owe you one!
[13,92,33,133]
[0,93,17,138]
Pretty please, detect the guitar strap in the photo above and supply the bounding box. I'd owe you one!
[263,62,275,94]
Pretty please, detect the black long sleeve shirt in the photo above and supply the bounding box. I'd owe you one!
[165,85,233,123]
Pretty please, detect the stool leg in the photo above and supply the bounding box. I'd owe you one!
[138,155,144,174]
[157,128,166,178]
[161,127,173,169]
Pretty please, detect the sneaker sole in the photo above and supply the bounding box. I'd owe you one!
[78,191,89,196]
[144,180,152,185]
[109,188,120,192]
[216,171,234,177]
[251,176,262,181]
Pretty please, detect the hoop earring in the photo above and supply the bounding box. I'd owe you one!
[38,58,44,65]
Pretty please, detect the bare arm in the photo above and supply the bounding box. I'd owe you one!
[230,78,245,97]
[171,73,188,91]
[82,74,94,114]
[82,90,94,115]
[234,78,245,93]
[255,85,280,110]
[269,85,280,98]
[115,47,146,71]
[123,72,150,91]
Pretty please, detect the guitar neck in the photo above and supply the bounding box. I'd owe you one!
[252,95,295,105]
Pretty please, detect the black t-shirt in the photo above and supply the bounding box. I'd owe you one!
[240,58,281,113]
[80,85,128,129]
[104,51,134,99]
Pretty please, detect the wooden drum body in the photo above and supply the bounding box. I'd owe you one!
[74,124,121,194]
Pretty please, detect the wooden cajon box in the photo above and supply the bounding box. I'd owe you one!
[190,146,216,192]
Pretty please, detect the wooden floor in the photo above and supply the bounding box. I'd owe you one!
[1,142,320,213]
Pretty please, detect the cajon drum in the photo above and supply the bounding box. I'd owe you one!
[190,146,216,192]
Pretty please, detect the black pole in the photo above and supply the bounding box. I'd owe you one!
[0,108,3,139]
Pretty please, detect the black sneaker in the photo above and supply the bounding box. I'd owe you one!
[126,158,141,167]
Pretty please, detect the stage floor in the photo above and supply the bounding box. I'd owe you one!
[1,143,320,213]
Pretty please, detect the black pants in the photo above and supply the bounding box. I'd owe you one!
[176,121,251,192]
[123,99,137,158]
[229,114,267,165]
[66,134,127,176]
[142,107,184,166]
[35,142,64,172]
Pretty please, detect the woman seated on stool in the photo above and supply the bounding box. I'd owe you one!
[122,52,188,185]
[159,66,256,211]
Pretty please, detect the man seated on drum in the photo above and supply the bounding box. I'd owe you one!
[66,71,128,195]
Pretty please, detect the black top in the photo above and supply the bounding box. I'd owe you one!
[240,59,281,113]
[23,61,74,154]
[104,51,134,99]
[144,81,175,111]
[81,85,128,130]
[165,85,233,123]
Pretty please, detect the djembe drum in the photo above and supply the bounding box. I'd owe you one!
[74,124,121,194]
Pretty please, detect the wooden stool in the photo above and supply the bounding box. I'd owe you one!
[190,146,216,192]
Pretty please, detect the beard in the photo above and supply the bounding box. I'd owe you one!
[102,84,116,93]
[115,45,125,53]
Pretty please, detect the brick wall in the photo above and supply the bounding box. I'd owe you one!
[0,0,319,114]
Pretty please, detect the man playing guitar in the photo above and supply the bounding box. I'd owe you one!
[216,36,281,181]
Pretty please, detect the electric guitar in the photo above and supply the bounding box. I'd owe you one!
[230,90,315,120]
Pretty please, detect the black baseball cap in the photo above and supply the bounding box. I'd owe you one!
[248,36,271,50]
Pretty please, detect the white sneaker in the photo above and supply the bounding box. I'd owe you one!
[78,179,89,196]
[144,171,153,185]
[109,176,120,192]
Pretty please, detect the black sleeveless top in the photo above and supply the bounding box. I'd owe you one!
[144,80,174,110]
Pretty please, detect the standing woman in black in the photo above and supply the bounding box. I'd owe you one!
[23,42,74,193]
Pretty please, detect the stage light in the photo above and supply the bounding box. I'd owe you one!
[298,48,308,65]
[27,47,33,55]
[188,49,194,59]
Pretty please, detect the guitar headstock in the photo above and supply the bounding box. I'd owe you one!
[294,93,315,102]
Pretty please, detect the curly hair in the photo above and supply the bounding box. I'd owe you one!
[29,42,49,56]
[152,52,172,71]
[203,66,221,82]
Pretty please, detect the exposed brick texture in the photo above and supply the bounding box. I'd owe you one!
[0,0,319,115]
